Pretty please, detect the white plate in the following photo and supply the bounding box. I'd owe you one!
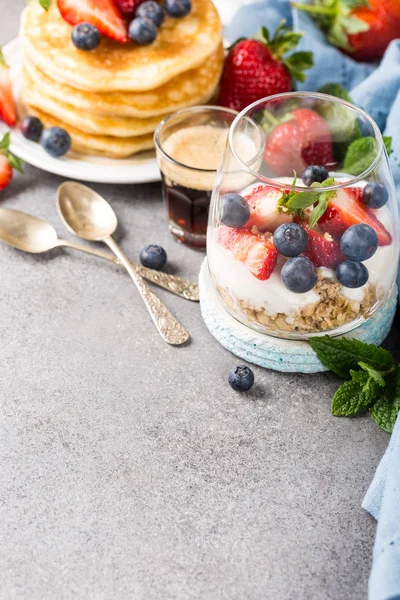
[1,39,161,184]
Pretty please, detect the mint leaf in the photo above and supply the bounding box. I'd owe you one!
[383,136,392,155]
[318,83,352,103]
[358,362,387,387]
[309,336,393,379]
[39,0,52,10]
[370,367,400,433]
[286,191,319,210]
[343,137,379,175]
[332,376,375,416]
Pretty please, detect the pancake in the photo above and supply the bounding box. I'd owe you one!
[25,105,155,158]
[21,0,223,93]
[22,70,169,137]
[22,44,224,118]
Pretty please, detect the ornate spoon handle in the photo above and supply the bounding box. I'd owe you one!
[104,236,190,346]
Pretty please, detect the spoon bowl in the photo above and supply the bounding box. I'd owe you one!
[57,181,118,241]
[0,208,59,253]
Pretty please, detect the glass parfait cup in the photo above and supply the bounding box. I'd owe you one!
[207,92,399,339]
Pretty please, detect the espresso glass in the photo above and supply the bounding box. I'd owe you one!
[154,106,238,248]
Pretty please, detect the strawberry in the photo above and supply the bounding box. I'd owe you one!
[113,0,147,18]
[0,133,23,191]
[244,185,294,233]
[293,0,400,62]
[319,187,392,246]
[217,225,278,280]
[264,108,335,176]
[57,0,128,43]
[0,49,16,127]
[303,227,345,269]
[217,22,313,112]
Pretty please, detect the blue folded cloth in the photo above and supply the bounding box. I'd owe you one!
[227,4,400,599]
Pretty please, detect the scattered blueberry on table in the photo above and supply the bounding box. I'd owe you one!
[228,366,255,392]
[140,245,167,270]
[20,116,43,142]
[273,222,309,257]
[221,193,250,228]
[302,165,329,187]
[71,23,101,51]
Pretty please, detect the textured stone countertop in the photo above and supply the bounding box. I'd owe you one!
[1,3,400,599]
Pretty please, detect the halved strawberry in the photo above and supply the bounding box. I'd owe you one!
[57,0,128,43]
[0,50,16,127]
[319,187,392,246]
[244,185,293,233]
[303,227,345,269]
[217,225,278,280]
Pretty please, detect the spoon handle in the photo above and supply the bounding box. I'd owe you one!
[104,236,190,346]
[59,239,199,302]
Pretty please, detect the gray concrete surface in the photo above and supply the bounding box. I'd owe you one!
[1,4,399,599]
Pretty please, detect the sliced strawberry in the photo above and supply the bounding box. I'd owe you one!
[0,154,12,190]
[319,187,392,246]
[244,185,293,233]
[303,227,345,269]
[0,50,16,127]
[217,225,278,280]
[57,0,128,43]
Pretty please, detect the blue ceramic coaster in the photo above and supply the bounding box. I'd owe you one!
[199,258,397,373]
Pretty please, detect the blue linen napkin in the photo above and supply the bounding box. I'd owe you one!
[226,4,400,599]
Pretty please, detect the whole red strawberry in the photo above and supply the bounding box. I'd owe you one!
[218,22,313,112]
[293,0,400,62]
[264,108,335,176]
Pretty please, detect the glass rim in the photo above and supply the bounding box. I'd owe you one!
[154,105,239,174]
[228,91,384,193]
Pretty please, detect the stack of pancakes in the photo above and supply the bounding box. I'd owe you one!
[19,0,223,158]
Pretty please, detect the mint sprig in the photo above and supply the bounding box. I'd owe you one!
[310,336,399,433]
[278,176,336,228]
[343,136,392,176]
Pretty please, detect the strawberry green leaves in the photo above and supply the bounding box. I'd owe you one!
[310,336,399,433]
[39,0,52,10]
[278,176,336,228]
[0,133,24,174]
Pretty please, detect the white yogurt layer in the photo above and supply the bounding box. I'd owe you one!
[208,178,398,317]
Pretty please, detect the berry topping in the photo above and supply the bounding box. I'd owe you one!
[165,0,192,18]
[140,244,167,270]
[71,23,101,50]
[136,1,165,27]
[41,127,71,157]
[340,224,378,262]
[128,17,158,45]
[303,228,345,269]
[0,133,24,191]
[0,49,16,127]
[228,366,255,392]
[273,222,308,257]
[318,187,392,246]
[336,260,369,288]
[302,165,329,187]
[264,108,335,176]
[114,0,147,18]
[217,23,313,112]
[217,225,278,281]
[20,116,43,143]
[221,193,250,228]
[57,0,128,43]
[281,256,317,293]
[362,182,389,209]
[245,185,293,233]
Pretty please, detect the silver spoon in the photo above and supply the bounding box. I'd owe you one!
[0,208,199,302]
[57,182,189,346]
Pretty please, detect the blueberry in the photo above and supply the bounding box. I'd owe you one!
[20,116,43,142]
[136,1,165,27]
[165,0,192,18]
[281,256,317,293]
[221,193,250,228]
[302,165,329,187]
[140,244,167,270]
[228,365,254,392]
[273,223,308,257]
[71,23,101,51]
[340,224,378,262]
[362,182,389,209]
[41,127,71,157]
[129,17,158,45]
[336,260,369,288]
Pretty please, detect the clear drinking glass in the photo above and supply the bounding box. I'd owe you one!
[154,106,238,248]
[207,92,399,339]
